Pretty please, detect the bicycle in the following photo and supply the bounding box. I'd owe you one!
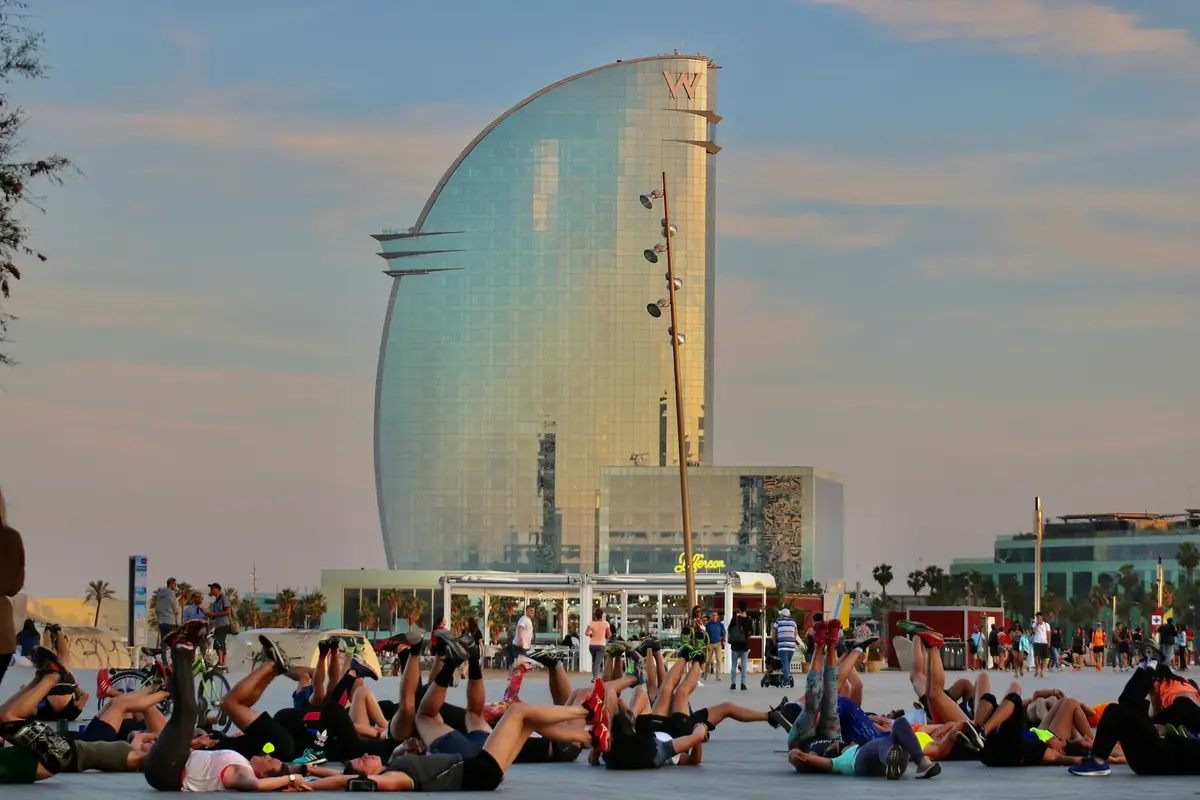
[107,634,233,733]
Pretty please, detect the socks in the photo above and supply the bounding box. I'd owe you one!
[468,658,483,681]
[433,660,458,688]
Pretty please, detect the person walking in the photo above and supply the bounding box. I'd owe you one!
[704,611,726,680]
[583,609,611,679]
[155,578,181,644]
[772,608,799,688]
[206,583,233,670]
[0,485,26,690]
[727,603,753,691]
[1159,618,1178,669]
[1031,612,1051,678]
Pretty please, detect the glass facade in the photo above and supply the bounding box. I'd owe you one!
[374,56,720,571]
[597,467,845,590]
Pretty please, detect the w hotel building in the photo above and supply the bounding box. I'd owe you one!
[368,54,844,591]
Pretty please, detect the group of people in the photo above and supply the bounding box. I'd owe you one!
[156,578,236,671]
[970,617,1192,675]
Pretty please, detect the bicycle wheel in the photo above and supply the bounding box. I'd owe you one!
[108,669,173,716]
[198,671,233,734]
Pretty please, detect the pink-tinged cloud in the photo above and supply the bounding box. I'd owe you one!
[799,0,1200,76]
[719,212,900,249]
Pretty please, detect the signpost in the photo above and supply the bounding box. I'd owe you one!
[128,555,148,647]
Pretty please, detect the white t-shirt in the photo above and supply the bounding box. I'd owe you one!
[183,749,252,792]
[516,615,534,649]
[1032,622,1051,645]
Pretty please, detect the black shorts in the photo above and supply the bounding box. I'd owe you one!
[1118,643,1131,655]
[79,718,120,743]
[213,712,296,762]
[650,708,710,739]
[460,750,504,791]
[213,626,230,653]
[1033,643,1049,660]
[980,693,1047,767]
[1092,646,1105,655]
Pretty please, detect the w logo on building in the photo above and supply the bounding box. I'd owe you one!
[663,70,701,100]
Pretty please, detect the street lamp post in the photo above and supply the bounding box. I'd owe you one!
[640,172,696,610]
[1034,497,1044,615]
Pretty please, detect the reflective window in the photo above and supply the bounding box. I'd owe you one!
[376,57,718,571]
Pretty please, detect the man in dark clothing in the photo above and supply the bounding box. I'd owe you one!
[728,603,754,690]
[0,492,24,690]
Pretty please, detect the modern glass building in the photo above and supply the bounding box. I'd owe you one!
[950,511,1200,599]
[599,467,845,590]
[374,55,720,572]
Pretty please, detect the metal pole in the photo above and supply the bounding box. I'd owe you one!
[1157,556,1164,607]
[661,171,696,610]
[1033,497,1043,614]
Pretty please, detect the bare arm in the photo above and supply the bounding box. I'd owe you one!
[222,766,304,792]
[1041,750,1082,766]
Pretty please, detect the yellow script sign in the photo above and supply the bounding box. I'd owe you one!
[675,552,726,573]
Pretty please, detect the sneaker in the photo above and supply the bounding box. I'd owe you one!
[954,729,981,754]
[530,649,565,669]
[917,631,945,649]
[438,633,470,666]
[1141,641,1164,664]
[740,684,747,691]
[916,759,941,779]
[317,638,336,655]
[897,620,932,635]
[825,619,843,647]
[515,655,542,672]
[165,619,209,650]
[349,656,380,681]
[605,641,631,657]
[848,636,879,652]
[406,627,426,646]
[1068,758,1110,777]
[767,707,790,731]
[33,646,69,679]
[291,748,327,766]
[730,682,737,690]
[259,635,291,675]
[96,668,113,698]
[961,722,986,750]
[633,638,657,655]
[812,621,827,646]
[624,652,645,685]
[885,743,904,780]
[584,678,606,725]
[591,704,612,754]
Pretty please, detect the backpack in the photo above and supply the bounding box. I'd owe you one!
[728,617,748,650]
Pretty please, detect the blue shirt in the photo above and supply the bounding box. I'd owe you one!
[773,617,798,650]
[183,605,206,623]
[705,620,725,643]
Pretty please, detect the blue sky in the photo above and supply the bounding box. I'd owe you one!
[2,0,1198,596]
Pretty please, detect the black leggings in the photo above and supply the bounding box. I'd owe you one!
[0,653,11,690]
[142,645,198,791]
[1154,698,1200,732]
[1093,668,1200,775]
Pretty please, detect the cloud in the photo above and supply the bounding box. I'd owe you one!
[719,211,900,249]
[798,0,1200,78]
[723,139,1200,277]
[931,294,1200,332]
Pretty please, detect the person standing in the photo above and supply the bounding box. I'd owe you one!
[727,602,753,691]
[1159,618,1178,669]
[0,485,26,690]
[1031,612,1051,678]
[206,583,233,670]
[583,609,611,679]
[772,608,799,688]
[514,605,535,660]
[969,625,985,670]
[183,593,207,623]
[704,611,725,680]
[155,578,181,644]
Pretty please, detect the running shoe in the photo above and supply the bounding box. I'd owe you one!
[767,707,790,731]
[405,627,426,647]
[1141,640,1164,664]
[885,743,904,780]
[259,635,291,675]
[1068,758,1110,776]
[825,618,843,647]
[961,722,986,750]
[530,649,566,669]
[96,668,113,699]
[438,633,470,665]
[584,678,606,725]
[591,704,612,753]
[349,656,380,681]
[915,759,941,779]
[165,619,209,650]
[897,620,933,635]
[847,636,879,652]
[632,638,658,655]
[811,621,827,646]
[32,646,70,679]
[624,652,645,685]
[605,641,631,657]
[515,655,542,672]
[317,638,336,655]
[916,630,945,649]
[291,749,326,766]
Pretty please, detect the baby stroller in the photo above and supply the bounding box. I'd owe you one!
[760,640,796,688]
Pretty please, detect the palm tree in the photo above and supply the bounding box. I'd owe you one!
[85,580,116,627]
[872,564,894,597]
[1040,590,1064,622]
[798,579,824,595]
[274,588,299,628]
[964,570,983,605]
[922,565,948,595]
[175,582,195,607]
[1178,543,1200,585]
[381,589,402,634]
[358,601,377,634]
[906,570,926,597]
[300,592,328,629]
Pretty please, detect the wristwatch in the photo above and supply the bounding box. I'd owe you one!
[288,774,299,787]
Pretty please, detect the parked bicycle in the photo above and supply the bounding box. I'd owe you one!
[106,633,232,732]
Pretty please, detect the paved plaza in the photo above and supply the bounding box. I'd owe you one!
[4,663,1197,796]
